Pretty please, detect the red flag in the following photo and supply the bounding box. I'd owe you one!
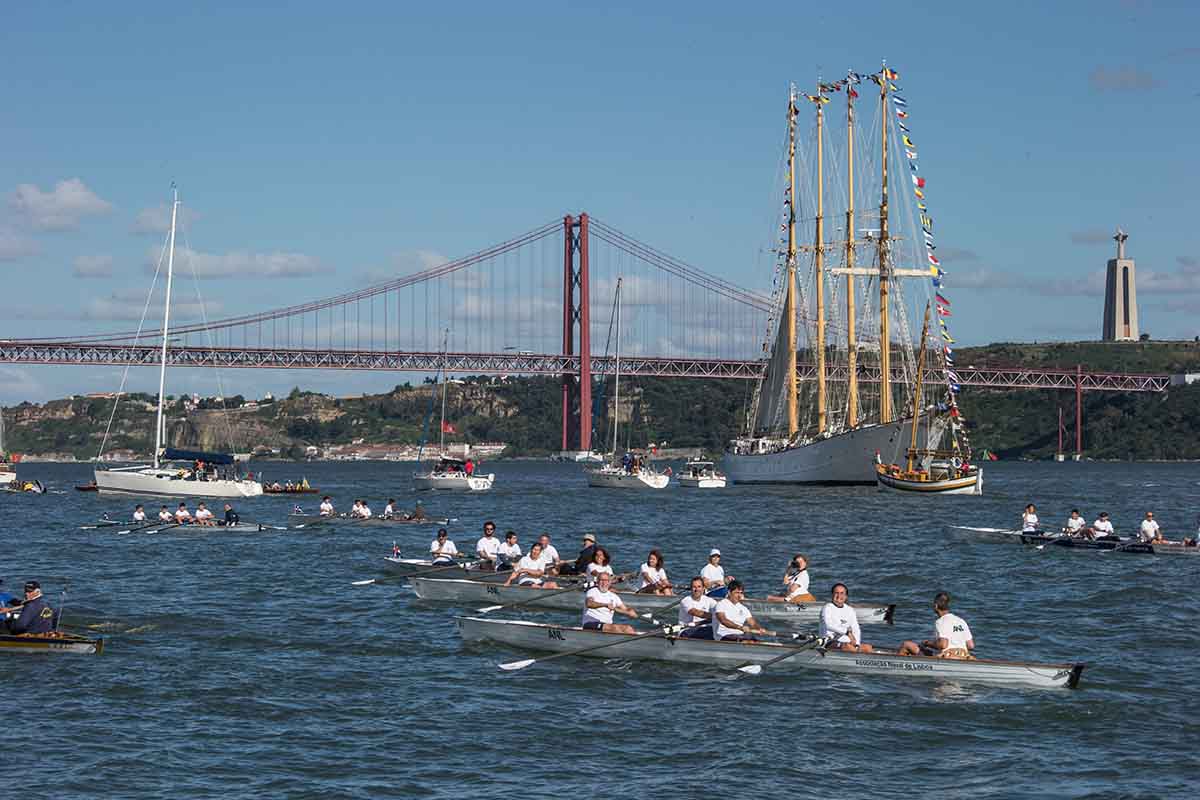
[441,421,456,434]
[848,87,859,99]
[936,293,951,306]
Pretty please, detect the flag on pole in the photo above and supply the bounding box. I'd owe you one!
[896,110,908,119]
[936,293,951,306]
[898,121,910,132]
[911,176,926,188]
[914,188,924,199]
[885,68,899,80]
[441,421,456,434]
[893,96,907,106]
[937,304,951,316]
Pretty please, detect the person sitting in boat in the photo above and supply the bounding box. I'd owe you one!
[1087,512,1115,540]
[766,554,815,604]
[382,498,397,519]
[897,591,975,660]
[410,501,427,521]
[175,502,193,524]
[220,504,238,526]
[713,581,770,642]
[678,576,716,639]
[1021,504,1039,533]
[585,547,615,586]
[429,528,459,565]
[560,533,598,576]
[1139,511,1164,543]
[637,549,671,595]
[536,534,561,575]
[700,549,735,598]
[1063,509,1086,537]
[3,581,55,635]
[132,504,146,523]
[820,583,873,653]
[476,522,501,570]
[581,572,638,634]
[319,496,334,516]
[497,531,522,571]
[158,505,173,522]
[350,500,373,519]
[194,502,215,526]
[504,542,560,589]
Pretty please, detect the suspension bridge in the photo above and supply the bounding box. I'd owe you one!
[0,213,1170,454]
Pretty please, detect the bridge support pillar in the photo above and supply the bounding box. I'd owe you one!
[1074,364,1082,461]
[560,213,592,454]
[562,215,575,452]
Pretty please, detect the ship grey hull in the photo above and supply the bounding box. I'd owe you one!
[723,421,917,485]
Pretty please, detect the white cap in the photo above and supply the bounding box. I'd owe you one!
[709,548,721,557]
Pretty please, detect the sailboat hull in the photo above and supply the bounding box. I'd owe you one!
[0,470,16,488]
[586,468,669,489]
[412,472,495,491]
[723,421,918,485]
[94,468,264,499]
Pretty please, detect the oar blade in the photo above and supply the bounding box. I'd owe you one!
[476,605,504,613]
[498,658,536,671]
[351,579,377,586]
[737,664,763,676]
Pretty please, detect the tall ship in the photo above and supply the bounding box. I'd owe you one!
[726,66,968,485]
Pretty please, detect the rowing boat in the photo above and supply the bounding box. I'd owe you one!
[0,631,104,655]
[456,617,1084,690]
[945,526,1030,543]
[383,557,510,582]
[118,521,279,534]
[414,577,895,627]
[1020,534,1200,556]
[289,513,450,528]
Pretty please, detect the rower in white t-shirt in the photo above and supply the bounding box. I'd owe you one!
[1139,512,1163,543]
[174,503,193,524]
[319,497,335,516]
[132,505,146,522]
[700,549,734,598]
[1021,504,1039,533]
[429,528,459,565]
[476,523,501,569]
[678,577,717,639]
[1063,509,1086,536]
[158,506,173,522]
[497,531,522,570]
[899,591,975,659]
[637,549,671,595]
[1088,512,1115,540]
[504,543,560,589]
[580,572,637,634]
[535,535,560,572]
[382,499,397,519]
[712,581,768,642]
[819,583,873,653]
[194,503,215,526]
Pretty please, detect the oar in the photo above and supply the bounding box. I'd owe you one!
[351,560,480,586]
[235,519,288,531]
[734,634,825,676]
[87,520,152,532]
[118,522,181,535]
[498,628,674,672]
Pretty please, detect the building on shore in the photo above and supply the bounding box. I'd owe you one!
[1102,228,1139,341]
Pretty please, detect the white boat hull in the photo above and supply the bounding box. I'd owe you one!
[586,468,669,489]
[0,471,16,487]
[724,421,917,485]
[876,468,982,495]
[413,472,494,491]
[676,475,727,489]
[457,617,1084,690]
[93,468,263,499]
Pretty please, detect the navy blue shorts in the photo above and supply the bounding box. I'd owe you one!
[706,587,728,599]
[582,620,604,631]
[680,625,714,639]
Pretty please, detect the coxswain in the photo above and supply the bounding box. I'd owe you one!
[1021,503,1039,533]
[132,504,146,523]
[712,580,770,642]
[223,503,240,525]
[175,502,193,524]
[4,581,55,635]
[585,547,615,585]
[581,572,638,634]
[382,498,397,519]
[1088,511,1115,540]
[1139,511,1164,543]
[561,533,598,576]
[475,521,501,569]
[504,542,560,589]
[158,505,173,522]
[766,553,814,603]
[194,502,215,526]
[819,583,873,653]
[678,576,716,639]
[700,549,734,598]
[1063,509,1086,537]
[536,534,561,574]
[497,531,522,571]
[319,496,335,517]
[897,591,975,659]
[429,528,459,565]
[411,501,427,521]
[637,549,671,595]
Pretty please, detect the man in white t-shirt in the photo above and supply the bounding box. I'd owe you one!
[429,528,459,565]
[504,542,560,589]
[319,496,335,516]
[898,591,975,659]
[132,504,146,522]
[819,583,873,653]
[712,581,769,642]
[1139,511,1163,543]
[497,531,522,571]
[678,577,717,639]
[1088,512,1115,540]
[700,549,734,598]
[476,521,501,569]
[1064,509,1086,536]
[536,534,561,574]
[174,503,193,524]
[581,572,638,634]
[1021,504,1039,533]
[158,506,173,522]
[382,498,397,519]
[194,502,215,526]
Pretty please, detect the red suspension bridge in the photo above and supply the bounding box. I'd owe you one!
[0,213,1170,454]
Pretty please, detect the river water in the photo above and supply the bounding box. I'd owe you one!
[3,460,1197,798]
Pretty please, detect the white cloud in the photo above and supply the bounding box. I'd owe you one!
[131,203,200,235]
[80,290,224,322]
[73,254,114,278]
[0,227,39,261]
[8,178,113,231]
[358,250,450,285]
[151,246,327,279]
[0,366,46,404]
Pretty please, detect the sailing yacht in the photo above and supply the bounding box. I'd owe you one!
[93,188,263,499]
[587,278,670,489]
[0,408,17,488]
[413,335,494,491]
[725,71,933,485]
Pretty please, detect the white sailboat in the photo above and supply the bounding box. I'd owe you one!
[587,278,669,490]
[93,188,263,499]
[0,407,17,488]
[413,332,494,491]
[725,71,930,485]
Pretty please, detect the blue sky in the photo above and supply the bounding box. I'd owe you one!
[2,0,1198,403]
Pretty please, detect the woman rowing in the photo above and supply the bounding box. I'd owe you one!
[429,528,459,565]
[504,542,560,589]
[637,549,671,595]
[766,553,814,604]
[700,549,734,598]
[132,504,146,523]
[581,572,638,634]
[1021,503,1039,533]
[585,547,615,586]
[677,576,716,639]
[897,592,974,660]
[1063,509,1086,537]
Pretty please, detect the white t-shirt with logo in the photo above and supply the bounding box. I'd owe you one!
[1092,519,1114,537]
[700,563,725,587]
[1140,519,1160,542]
[476,536,501,560]
[430,539,459,559]
[679,594,716,627]
[713,598,752,639]
[582,587,621,626]
[1065,516,1085,534]
[586,563,614,579]
[934,612,973,651]
[820,602,862,645]
[640,564,667,590]
[514,555,544,585]
[785,569,810,598]
[1022,512,1039,532]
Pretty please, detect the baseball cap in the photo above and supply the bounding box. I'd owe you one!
[709,548,721,557]
[583,533,596,542]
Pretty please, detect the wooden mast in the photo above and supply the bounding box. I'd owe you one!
[844,78,858,429]
[785,86,799,437]
[877,64,893,424]
[906,302,931,473]
[814,84,827,434]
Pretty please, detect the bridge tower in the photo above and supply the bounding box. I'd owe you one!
[562,214,592,453]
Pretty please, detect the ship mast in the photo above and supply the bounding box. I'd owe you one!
[814,84,827,434]
[153,185,179,470]
[906,302,931,473]
[844,76,858,429]
[877,63,893,424]
[785,86,799,437]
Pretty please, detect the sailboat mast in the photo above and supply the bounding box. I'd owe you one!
[845,80,858,429]
[611,277,622,455]
[438,329,449,452]
[814,85,827,434]
[785,87,800,437]
[877,65,893,424]
[907,303,931,472]
[153,187,179,469]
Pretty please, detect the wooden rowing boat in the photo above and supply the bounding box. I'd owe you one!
[456,617,1084,690]
[0,631,104,655]
[414,577,895,627]
[1020,534,1200,556]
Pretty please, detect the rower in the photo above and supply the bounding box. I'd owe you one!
[1021,503,1039,533]
[319,496,335,516]
[382,498,397,519]
[713,580,770,642]
[223,503,239,525]
[158,505,172,522]
[429,528,459,565]
[637,549,671,595]
[819,583,873,653]
[4,581,55,635]
[132,504,146,522]
[562,533,598,576]
[504,542,560,589]
[585,547,615,586]
[1139,511,1163,543]
[194,502,215,526]
[897,591,975,659]
[581,571,638,634]
[174,502,193,524]
[1088,511,1115,540]
[766,553,814,603]
[476,521,501,570]
[359,499,373,519]
[497,531,522,571]
[411,501,427,521]
[1063,509,1086,537]
[678,576,716,639]
[536,534,561,575]
[700,549,734,598]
